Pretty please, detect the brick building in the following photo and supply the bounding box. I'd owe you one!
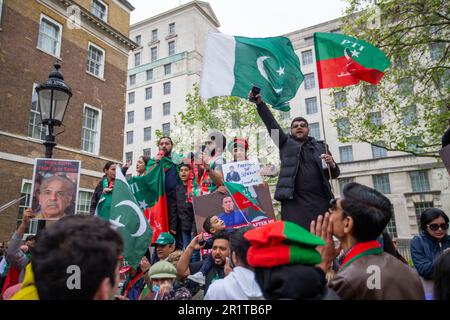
[0,0,136,240]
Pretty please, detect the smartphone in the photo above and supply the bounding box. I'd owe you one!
[198,240,206,246]
[251,86,261,98]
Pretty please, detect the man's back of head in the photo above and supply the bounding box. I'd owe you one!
[341,182,392,242]
[32,215,123,300]
[230,226,253,268]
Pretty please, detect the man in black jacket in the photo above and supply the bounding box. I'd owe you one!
[249,91,340,229]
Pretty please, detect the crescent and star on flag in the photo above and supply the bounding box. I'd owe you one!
[256,56,284,94]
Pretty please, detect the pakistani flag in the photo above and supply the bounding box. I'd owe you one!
[200,32,303,111]
[314,32,390,89]
[109,167,152,269]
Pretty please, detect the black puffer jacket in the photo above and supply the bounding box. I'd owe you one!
[256,101,340,201]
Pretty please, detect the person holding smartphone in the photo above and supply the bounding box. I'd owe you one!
[248,88,340,230]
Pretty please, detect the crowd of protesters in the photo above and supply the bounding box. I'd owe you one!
[1,93,449,300]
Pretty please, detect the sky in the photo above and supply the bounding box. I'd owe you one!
[128,0,349,37]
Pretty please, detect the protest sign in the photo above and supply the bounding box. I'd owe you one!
[30,158,80,219]
[222,159,262,187]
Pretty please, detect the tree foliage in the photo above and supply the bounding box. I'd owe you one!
[334,0,449,157]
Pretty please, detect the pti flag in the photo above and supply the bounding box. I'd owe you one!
[109,167,152,269]
[128,158,170,243]
[200,32,303,111]
[314,32,390,89]
[224,181,263,213]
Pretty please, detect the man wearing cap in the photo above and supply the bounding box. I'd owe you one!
[249,91,340,229]
[150,232,179,265]
[140,261,191,300]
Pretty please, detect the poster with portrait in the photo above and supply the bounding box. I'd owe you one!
[30,158,81,220]
[222,159,263,187]
[192,183,276,235]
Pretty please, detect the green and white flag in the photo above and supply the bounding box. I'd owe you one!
[109,166,152,269]
[200,32,303,111]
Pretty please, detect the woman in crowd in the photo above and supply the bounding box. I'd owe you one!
[433,249,450,300]
[411,208,450,299]
[135,155,151,176]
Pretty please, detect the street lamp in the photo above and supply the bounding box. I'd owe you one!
[35,63,72,158]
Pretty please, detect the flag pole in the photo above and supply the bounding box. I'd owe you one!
[317,89,335,194]
[222,184,251,224]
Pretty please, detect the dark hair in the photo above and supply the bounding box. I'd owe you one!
[25,235,36,242]
[208,131,227,150]
[341,182,392,242]
[32,215,123,300]
[291,117,308,128]
[203,216,214,234]
[420,208,449,231]
[212,231,230,246]
[158,136,174,146]
[103,161,116,172]
[180,163,191,170]
[230,226,254,268]
[139,155,151,166]
[433,250,450,300]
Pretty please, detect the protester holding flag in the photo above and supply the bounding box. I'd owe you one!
[89,161,129,215]
[249,91,339,229]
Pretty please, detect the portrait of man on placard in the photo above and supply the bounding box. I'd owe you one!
[31,158,80,219]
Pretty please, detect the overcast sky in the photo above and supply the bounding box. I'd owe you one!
[128,0,349,37]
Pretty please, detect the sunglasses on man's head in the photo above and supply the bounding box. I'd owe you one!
[291,123,308,129]
[427,223,449,231]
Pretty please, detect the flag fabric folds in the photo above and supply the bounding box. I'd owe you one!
[314,32,390,89]
[200,32,303,111]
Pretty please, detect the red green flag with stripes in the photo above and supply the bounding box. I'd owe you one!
[314,32,390,89]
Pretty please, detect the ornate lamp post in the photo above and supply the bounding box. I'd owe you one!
[35,63,72,158]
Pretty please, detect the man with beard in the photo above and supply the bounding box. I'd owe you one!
[249,91,340,229]
[176,232,230,294]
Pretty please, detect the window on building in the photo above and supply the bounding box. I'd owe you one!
[406,136,424,153]
[146,69,153,80]
[415,202,434,228]
[386,215,398,238]
[125,151,133,165]
[301,50,313,65]
[373,174,391,194]
[81,106,101,154]
[28,83,46,140]
[339,177,354,193]
[309,123,320,140]
[127,111,134,124]
[369,112,382,127]
[398,77,414,95]
[168,41,175,56]
[134,52,141,67]
[17,180,32,228]
[151,29,158,42]
[145,87,152,100]
[163,102,171,116]
[143,148,151,157]
[144,127,152,141]
[305,97,318,114]
[164,63,171,75]
[163,82,171,95]
[410,170,430,192]
[364,85,379,102]
[304,73,315,90]
[129,74,136,85]
[402,105,417,126]
[145,106,152,120]
[371,142,387,158]
[77,190,93,215]
[169,22,175,35]
[334,91,347,109]
[126,131,133,144]
[135,35,141,46]
[128,92,135,104]
[430,42,445,61]
[336,118,350,137]
[87,43,105,78]
[162,123,170,136]
[339,146,353,162]
[91,0,108,22]
[0,0,3,25]
[37,15,62,57]
[151,47,157,62]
